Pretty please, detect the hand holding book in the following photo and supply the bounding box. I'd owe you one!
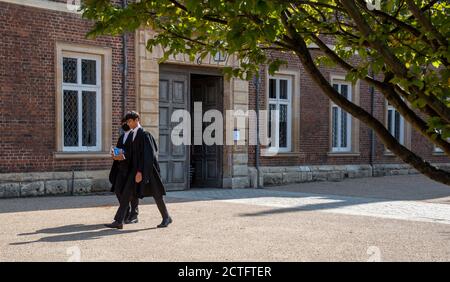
[111,146,126,161]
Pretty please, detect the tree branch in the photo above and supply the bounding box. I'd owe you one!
[310,34,450,156]
[405,0,448,48]
[354,0,448,66]
[168,0,228,25]
[280,9,450,185]
[339,0,450,124]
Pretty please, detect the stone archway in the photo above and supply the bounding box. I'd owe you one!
[135,28,250,188]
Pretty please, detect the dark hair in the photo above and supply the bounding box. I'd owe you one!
[121,117,127,123]
[125,111,140,121]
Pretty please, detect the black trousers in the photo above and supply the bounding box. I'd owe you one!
[154,194,169,219]
[114,191,139,222]
[114,172,170,223]
[114,172,139,223]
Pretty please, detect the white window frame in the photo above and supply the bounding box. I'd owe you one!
[387,104,405,145]
[61,53,102,152]
[434,144,444,153]
[268,75,292,153]
[331,81,352,152]
[433,98,449,154]
[433,129,448,153]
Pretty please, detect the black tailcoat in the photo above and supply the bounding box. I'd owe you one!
[109,131,133,193]
[131,128,166,199]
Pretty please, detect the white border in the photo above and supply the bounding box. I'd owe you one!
[61,53,102,152]
[0,0,81,14]
[330,75,352,153]
[267,74,293,153]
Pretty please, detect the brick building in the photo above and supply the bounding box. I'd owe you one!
[0,0,448,198]
[0,0,135,197]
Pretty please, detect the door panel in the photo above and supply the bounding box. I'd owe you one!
[190,75,223,187]
[158,71,189,190]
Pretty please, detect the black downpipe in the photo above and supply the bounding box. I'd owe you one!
[369,66,375,174]
[254,75,262,189]
[121,0,128,116]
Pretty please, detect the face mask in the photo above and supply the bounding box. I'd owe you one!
[121,123,130,132]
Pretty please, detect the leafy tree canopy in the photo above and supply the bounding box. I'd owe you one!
[82,0,450,185]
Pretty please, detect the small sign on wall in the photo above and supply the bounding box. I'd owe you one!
[233,129,240,142]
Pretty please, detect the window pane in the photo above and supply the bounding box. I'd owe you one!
[64,90,78,146]
[341,110,347,147]
[280,80,288,99]
[63,58,77,83]
[333,84,339,91]
[340,84,348,99]
[395,111,401,141]
[82,59,97,85]
[332,107,338,148]
[269,79,276,99]
[268,104,276,146]
[279,104,287,148]
[82,91,97,146]
[388,109,393,134]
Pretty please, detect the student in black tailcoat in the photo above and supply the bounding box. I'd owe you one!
[107,118,139,226]
[106,111,171,229]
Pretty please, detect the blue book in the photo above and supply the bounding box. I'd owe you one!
[113,147,125,156]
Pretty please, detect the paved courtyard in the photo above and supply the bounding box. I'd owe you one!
[0,175,449,261]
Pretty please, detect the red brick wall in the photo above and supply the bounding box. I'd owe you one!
[1,2,448,175]
[0,2,136,173]
[248,50,450,167]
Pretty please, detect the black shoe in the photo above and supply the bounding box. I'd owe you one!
[104,221,123,229]
[125,217,139,224]
[157,217,172,228]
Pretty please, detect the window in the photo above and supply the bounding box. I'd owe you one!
[55,42,112,158]
[434,144,444,153]
[331,82,352,152]
[387,104,405,145]
[62,54,102,152]
[433,98,449,154]
[268,76,292,152]
[433,129,448,153]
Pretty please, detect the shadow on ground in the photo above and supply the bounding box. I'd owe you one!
[10,224,157,245]
[3,175,450,246]
[0,175,449,219]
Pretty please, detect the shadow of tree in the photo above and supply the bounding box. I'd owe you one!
[237,197,364,217]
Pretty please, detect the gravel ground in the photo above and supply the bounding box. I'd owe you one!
[0,175,449,261]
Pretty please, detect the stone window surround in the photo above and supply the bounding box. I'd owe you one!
[383,99,412,156]
[263,69,301,157]
[54,42,113,159]
[267,74,293,153]
[327,74,361,156]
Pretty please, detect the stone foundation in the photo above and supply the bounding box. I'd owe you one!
[372,163,450,177]
[248,163,450,188]
[248,165,372,187]
[1,163,450,198]
[0,170,110,198]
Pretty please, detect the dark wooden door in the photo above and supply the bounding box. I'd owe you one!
[158,71,189,190]
[190,75,223,187]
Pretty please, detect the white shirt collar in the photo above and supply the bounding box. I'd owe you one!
[132,123,142,141]
[123,129,132,141]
